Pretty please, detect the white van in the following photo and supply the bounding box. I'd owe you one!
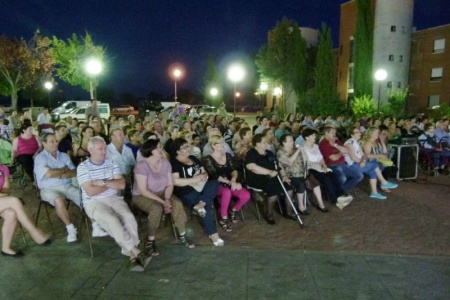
[53,103,110,122]
[52,100,91,114]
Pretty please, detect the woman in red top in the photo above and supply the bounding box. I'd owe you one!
[0,164,51,257]
[11,120,41,180]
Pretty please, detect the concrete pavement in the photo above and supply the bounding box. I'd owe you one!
[1,171,449,299]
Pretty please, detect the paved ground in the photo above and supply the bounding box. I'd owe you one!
[1,170,449,299]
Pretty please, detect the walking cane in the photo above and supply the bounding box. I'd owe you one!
[272,159,304,228]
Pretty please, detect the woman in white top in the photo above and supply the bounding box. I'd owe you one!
[344,127,397,200]
[302,128,353,209]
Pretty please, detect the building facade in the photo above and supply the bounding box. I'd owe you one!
[337,0,450,114]
[409,25,450,113]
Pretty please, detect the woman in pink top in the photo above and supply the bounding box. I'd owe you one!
[0,164,51,257]
[132,139,194,256]
[11,120,41,180]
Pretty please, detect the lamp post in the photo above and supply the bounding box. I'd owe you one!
[227,64,245,118]
[173,68,182,102]
[374,69,387,115]
[44,81,53,109]
[85,58,103,100]
[260,83,268,109]
[273,87,282,112]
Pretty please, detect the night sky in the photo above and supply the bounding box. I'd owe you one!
[1,0,449,101]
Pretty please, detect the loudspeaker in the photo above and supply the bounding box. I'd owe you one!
[390,145,418,180]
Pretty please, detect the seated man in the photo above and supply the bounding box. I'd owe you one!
[107,128,136,205]
[77,136,150,272]
[319,126,363,202]
[34,133,81,242]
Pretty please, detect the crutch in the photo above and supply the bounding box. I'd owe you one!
[272,160,304,228]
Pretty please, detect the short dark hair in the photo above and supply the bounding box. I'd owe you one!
[251,133,264,147]
[239,127,251,139]
[140,138,160,158]
[279,133,292,145]
[170,138,188,156]
[142,131,157,141]
[302,127,318,139]
[41,132,55,143]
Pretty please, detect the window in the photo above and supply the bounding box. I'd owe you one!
[387,82,393,88]
[389,55,394,61]
[349,39,355,63]
[433,39,445,53]
[428,95,440,108]
[399,55,403,62]
[430,67,443,81]
[397,82,402,88]
[340,45,343,55]
[391,26,396,32]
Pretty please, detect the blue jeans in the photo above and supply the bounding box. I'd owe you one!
[179,180,219,236]
[329,163,363,193]
[349,161,378,179]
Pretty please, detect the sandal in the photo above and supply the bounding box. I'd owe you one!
[380,187,391,193]
[145,240,160,256]
[219,218,232,232]
[193,201,206,217]
[179,234,195,249]
[229,209,238,223]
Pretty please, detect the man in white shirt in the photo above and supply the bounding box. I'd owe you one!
[77,136,150,272]
[254,116,269,134]
[34,133,81,242]
[107,128,136,205]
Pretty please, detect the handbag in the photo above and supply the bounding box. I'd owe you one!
[377,157,394,167]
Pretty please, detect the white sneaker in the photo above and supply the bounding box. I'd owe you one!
[212,238,224,247]
[67,228,78,243]
[92,222,109,237]
[336,195,353,210]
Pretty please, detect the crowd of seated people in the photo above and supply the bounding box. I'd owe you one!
[1,105,448,270]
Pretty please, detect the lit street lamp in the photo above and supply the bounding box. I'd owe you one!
[227,64,245,117]
[44,81,53,109]
[85,58,103,100]
[173,68,182,101]
[374,69,388,114]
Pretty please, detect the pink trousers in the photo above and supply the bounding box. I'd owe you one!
[216,185,251,218]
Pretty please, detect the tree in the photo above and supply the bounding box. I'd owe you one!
[352,94,376,118]
[255,17,307,112]
[202,55,222,106]
[387,87,408,117]
[51,33,105,99]
[0,30,54,110]
[354,0,374,97]
[314,23,340,115]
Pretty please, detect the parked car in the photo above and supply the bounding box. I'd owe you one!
[112,105,134,112]
[197,106,218,116]
[52,103,110,122]
[138,100,164,119]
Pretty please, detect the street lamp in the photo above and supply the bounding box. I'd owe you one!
[259,83,268,108]
[374,69,388,115]
[85,58,103,100]
[173,68,182,101]
[44,81,53,109]
[227,64,245,117]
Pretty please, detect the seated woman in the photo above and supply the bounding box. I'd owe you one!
[132,139,194,255]
[301,128,353,209]
[11,120,41,180]
[204,135,250,232]
[170,138,224,246]
[234,127,252,162]
[362,126,398,187]
[344,127,398,200]
[418,123,449,173]
[125,129,142,159]
[262,128,277,154]
[72,126,94,165]
[0,163,51,257]
[245,133,293,225]
[162,125,180,156]
[277,134,328,215]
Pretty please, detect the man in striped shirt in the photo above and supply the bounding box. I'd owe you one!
[77,136,150,272]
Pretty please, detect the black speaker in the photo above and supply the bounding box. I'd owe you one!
[392,145,418,180]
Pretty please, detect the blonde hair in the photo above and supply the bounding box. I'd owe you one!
[208,134,223,146]
[362,126,379,142]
